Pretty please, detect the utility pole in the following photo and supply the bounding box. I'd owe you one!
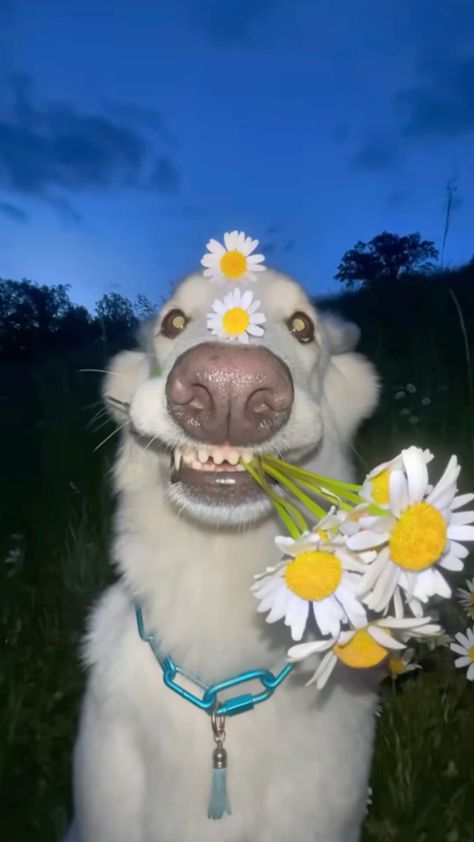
[440,178,458,268]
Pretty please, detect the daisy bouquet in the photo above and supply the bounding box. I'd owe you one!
[245,447,474,689]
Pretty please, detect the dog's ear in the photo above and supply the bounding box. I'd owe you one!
[320,313,379,442]
[102,350,149,422]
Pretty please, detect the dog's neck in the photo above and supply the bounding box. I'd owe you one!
[112,430,352,680]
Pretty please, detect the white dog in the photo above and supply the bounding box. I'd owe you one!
[66,269,379,842]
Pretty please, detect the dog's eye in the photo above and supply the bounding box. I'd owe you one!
[161,309,189,338]
[286,311,315,344]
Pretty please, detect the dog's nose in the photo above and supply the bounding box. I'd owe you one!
[166,343,294,445]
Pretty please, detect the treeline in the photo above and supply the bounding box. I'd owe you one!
[0,280,159,361]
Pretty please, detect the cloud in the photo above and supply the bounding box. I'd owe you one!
[148,158,181,192]
[0,77,180,201]
[189,0,276,43]
[397,55,474,137]
[102,99,176,143]
[0,199,28,221]
[352,136,398,171]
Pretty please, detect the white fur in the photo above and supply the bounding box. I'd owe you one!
[67,270,380,842]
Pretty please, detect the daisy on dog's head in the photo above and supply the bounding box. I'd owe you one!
[201,231,266,283]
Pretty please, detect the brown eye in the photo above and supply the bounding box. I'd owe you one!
[286,311,315,344]
[160,309,188,338]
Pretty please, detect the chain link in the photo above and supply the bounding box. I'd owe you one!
[135,605,294,717]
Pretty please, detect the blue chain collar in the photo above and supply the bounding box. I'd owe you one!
[135,604,294,717]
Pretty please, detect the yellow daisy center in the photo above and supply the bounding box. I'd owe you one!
[468,646,474,662]
[387,656,406,675]
[284,550,342,601]
[370,468,390,504]
[221,306,250,335]
[220,250,247,278]
[389,502,446,571]
[334,628,388,668]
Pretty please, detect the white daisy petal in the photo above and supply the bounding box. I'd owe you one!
[369,626,405,649]
[467,662,474,680]
[450,643,469,656]
[454,656,471,667]
[450,510,474,525]
[347,530,388,551]
[451,493,474,510]
[287,638,334,661]
[389,469,409,516]
[285,595,309,641]
[439,553,464,572]
[447,524,474,541]
[246,323,265,337]
[449,540,470,559]
[308,651,338,689]
[206,238,226,255]
[402,446,429,503]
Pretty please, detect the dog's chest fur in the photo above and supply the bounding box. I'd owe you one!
[80,438,377,842]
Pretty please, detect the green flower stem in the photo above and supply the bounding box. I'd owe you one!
[261,463,327,520]
[263,455,362,492]
[262,457,363,506]
[243,461,303,538]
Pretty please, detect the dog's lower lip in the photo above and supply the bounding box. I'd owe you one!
[170,462,262,500]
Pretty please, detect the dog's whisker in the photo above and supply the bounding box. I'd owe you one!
[80,368,126,377]
[94,422,128,452]
[105,394,131,409]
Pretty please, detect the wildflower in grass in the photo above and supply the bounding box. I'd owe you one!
[287,616,440,690]
[394,391,405,400]
[346,447,474,611]
[406,383,417,394]
[456,578,474,619]
[409,415,419,425]
[399,408,410,416]
[421,397,432,406]
[387,647,421,679]
[450,628,474,681]
[252,531,367,640]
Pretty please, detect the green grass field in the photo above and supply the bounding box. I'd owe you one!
[1,270,474,840]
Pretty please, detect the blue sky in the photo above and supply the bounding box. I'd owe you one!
[0,0,473,309]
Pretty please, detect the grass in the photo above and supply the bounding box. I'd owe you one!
[1,269,474,840]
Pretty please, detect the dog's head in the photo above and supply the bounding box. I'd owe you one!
[104,269,378,526]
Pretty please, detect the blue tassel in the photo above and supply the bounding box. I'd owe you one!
[207,746,231,819]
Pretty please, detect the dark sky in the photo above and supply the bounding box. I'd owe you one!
[0,0,473,308]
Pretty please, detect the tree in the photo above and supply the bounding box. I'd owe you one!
[0,278,93,359]
[95,292,137,344]
[335,232,439,288]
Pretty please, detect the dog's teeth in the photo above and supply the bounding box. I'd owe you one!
[227,449,239,466]
[212,450,224,465]
[182,447,194,465]
[241,449,254,464]
[198,447,209,464]
[174,449,182,470]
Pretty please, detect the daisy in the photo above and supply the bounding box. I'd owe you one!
[360,448,433,507]
[252,532,367,641]
[287,616,441,690]
[201,231,266,283]
[206,288,266,344]
[425,631,451,651]
[346,447,474,611]
[456,577,474,619]
[386,647,421,680]
[450,627,474,681]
